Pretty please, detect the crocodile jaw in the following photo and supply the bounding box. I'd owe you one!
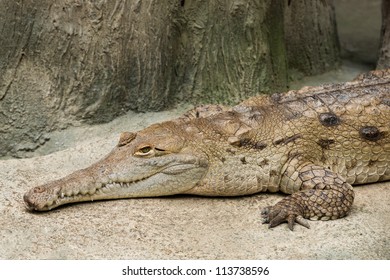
[23,153,208,211]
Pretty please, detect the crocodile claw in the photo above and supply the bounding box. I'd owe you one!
[261,204,310,231]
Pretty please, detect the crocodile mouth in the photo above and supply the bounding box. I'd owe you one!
[24,162,205,211]
[24,178,148,212]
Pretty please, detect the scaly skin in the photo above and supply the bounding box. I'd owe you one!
[24,69,390,230]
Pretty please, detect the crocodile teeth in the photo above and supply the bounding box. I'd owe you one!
[102,185,112,193]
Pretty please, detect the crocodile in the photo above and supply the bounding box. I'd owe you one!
[23,69,390,230]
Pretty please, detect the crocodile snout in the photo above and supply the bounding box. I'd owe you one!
[23,191,37,211]
[23,186,51,211]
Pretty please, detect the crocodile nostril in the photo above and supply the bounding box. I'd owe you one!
[33,186,45,193]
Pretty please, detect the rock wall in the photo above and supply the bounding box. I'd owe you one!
[0,0,340,157]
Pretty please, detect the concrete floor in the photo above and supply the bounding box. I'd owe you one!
[1,64,389,259]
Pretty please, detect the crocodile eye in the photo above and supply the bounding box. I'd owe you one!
[140,146,152,153]
[135,146,154,156]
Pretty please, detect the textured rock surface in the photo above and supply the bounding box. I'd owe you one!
[0,0,292,158]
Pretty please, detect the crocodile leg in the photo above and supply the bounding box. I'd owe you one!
[262,163,355,230]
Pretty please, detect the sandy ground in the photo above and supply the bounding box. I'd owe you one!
[1,62,389,260]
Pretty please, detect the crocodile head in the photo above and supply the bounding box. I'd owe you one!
[23,122,209,211]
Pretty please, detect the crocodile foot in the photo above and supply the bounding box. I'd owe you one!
[261,197,310,230]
